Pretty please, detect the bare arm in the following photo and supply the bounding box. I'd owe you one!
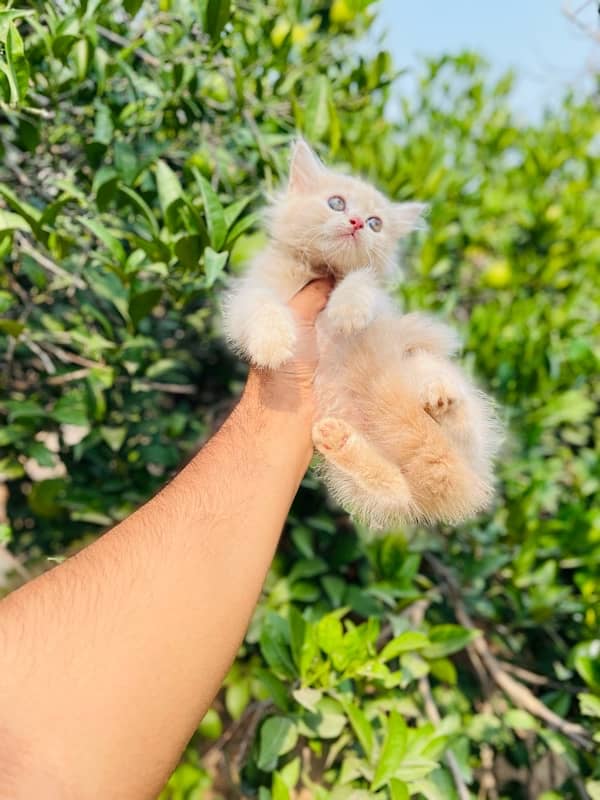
[0,278,333,800]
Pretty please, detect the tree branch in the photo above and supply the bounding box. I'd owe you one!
[96,25,161,67]
[15,234,86,290]
[425,554,593,751]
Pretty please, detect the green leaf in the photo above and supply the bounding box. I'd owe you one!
[390,779,409,800]
[198,708,222,740]
[394,758,438,782]
[93,103,113,145]
[259,612,296,679]
[345,702,374,761]
[272,772,290,800]
[119,185,159,237]
[0,10,35,34]
[504,709,538,731]
[371,711,408,790]
[52,391,89,426]
[5,22,29,104]
[380,632,430,661]
[196,172,227,250]
[0,523,12,545]
[254,668,290,712]
[305,76,330,140]
[225,679,250,720]
[579,693,600,718]
[429,658,457,685]
[225,210,260,245]
[575,655,600,692]
[0,320,25,337]
[292,687,322,712]
[288,605,306,669]
[223,192,257,230]
[587,781,600,800]
[5,399,45,422]
[0,183,41,227]
[257,716,297,772]
[203,247,228,287]
[0,209,31,233]
[316,613,344,655]
[100,426,127,452]
[423,625,480,659]
[27,441,55,468]
[0,456,25,480]
[129,288,162,329]
[124,0,144,15]
[204,0,231,42]
[79,217,126,263]
[156,159,183,218]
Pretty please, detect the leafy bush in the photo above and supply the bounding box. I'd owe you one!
[1,1,598,798]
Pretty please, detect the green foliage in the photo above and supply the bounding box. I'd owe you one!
[1,1,598,798]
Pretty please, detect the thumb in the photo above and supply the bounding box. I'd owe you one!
[288,277,335,324]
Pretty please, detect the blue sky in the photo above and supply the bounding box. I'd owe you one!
[371,0,598,117]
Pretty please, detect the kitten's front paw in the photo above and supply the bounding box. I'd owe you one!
[421,380,462,420]
[247,307,297,369]
[313,417,351,453]
[326,294,374,336]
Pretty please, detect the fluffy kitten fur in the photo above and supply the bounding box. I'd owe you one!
[224,140,502,529]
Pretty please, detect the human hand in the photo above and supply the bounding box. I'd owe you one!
[246,277,334,414]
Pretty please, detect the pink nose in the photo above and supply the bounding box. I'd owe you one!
[349,217,364,231]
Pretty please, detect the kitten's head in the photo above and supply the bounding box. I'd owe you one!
[268,140,427,277]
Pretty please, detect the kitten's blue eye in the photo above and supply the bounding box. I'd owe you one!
[367,216,383,232]
[328,195,345,212]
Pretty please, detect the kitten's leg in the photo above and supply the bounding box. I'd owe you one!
[405,351,464,420]
[313,417,413,505]
[326,268,386,336]
[224,284,297,369]
[406,352,479,455]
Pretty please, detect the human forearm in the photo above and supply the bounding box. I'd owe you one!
[0,369,313,800]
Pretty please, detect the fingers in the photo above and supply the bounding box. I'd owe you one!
[288,277,335,323]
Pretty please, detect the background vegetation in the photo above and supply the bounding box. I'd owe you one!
[0,1,598,798]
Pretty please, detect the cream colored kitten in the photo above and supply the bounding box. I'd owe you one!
[224,140,502,528]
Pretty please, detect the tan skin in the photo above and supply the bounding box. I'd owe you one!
[0,277,334,800]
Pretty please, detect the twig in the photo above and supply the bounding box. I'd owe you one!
[202,700,273,785]
[562,0,600,42]
[133,380,196,395]
[0,101,55,120]
[498,660,585,693]
[47,368,90,385]
[15,234,86,290]
[96,25,161,67]
[409,599,471,800]
[425,554,593,751]
[25,339,56,374]
[38,342,102,370]
[419,675,471,800]
[477,741,498,800]
[0,545,31,583]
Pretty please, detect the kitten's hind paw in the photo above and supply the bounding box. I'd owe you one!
[313,417,351,453]
[421,380,462,420]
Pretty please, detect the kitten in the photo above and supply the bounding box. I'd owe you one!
[224,140,502,528]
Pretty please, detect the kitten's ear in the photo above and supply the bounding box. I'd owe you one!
[392,202,429,235]
[288,139,325,193]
